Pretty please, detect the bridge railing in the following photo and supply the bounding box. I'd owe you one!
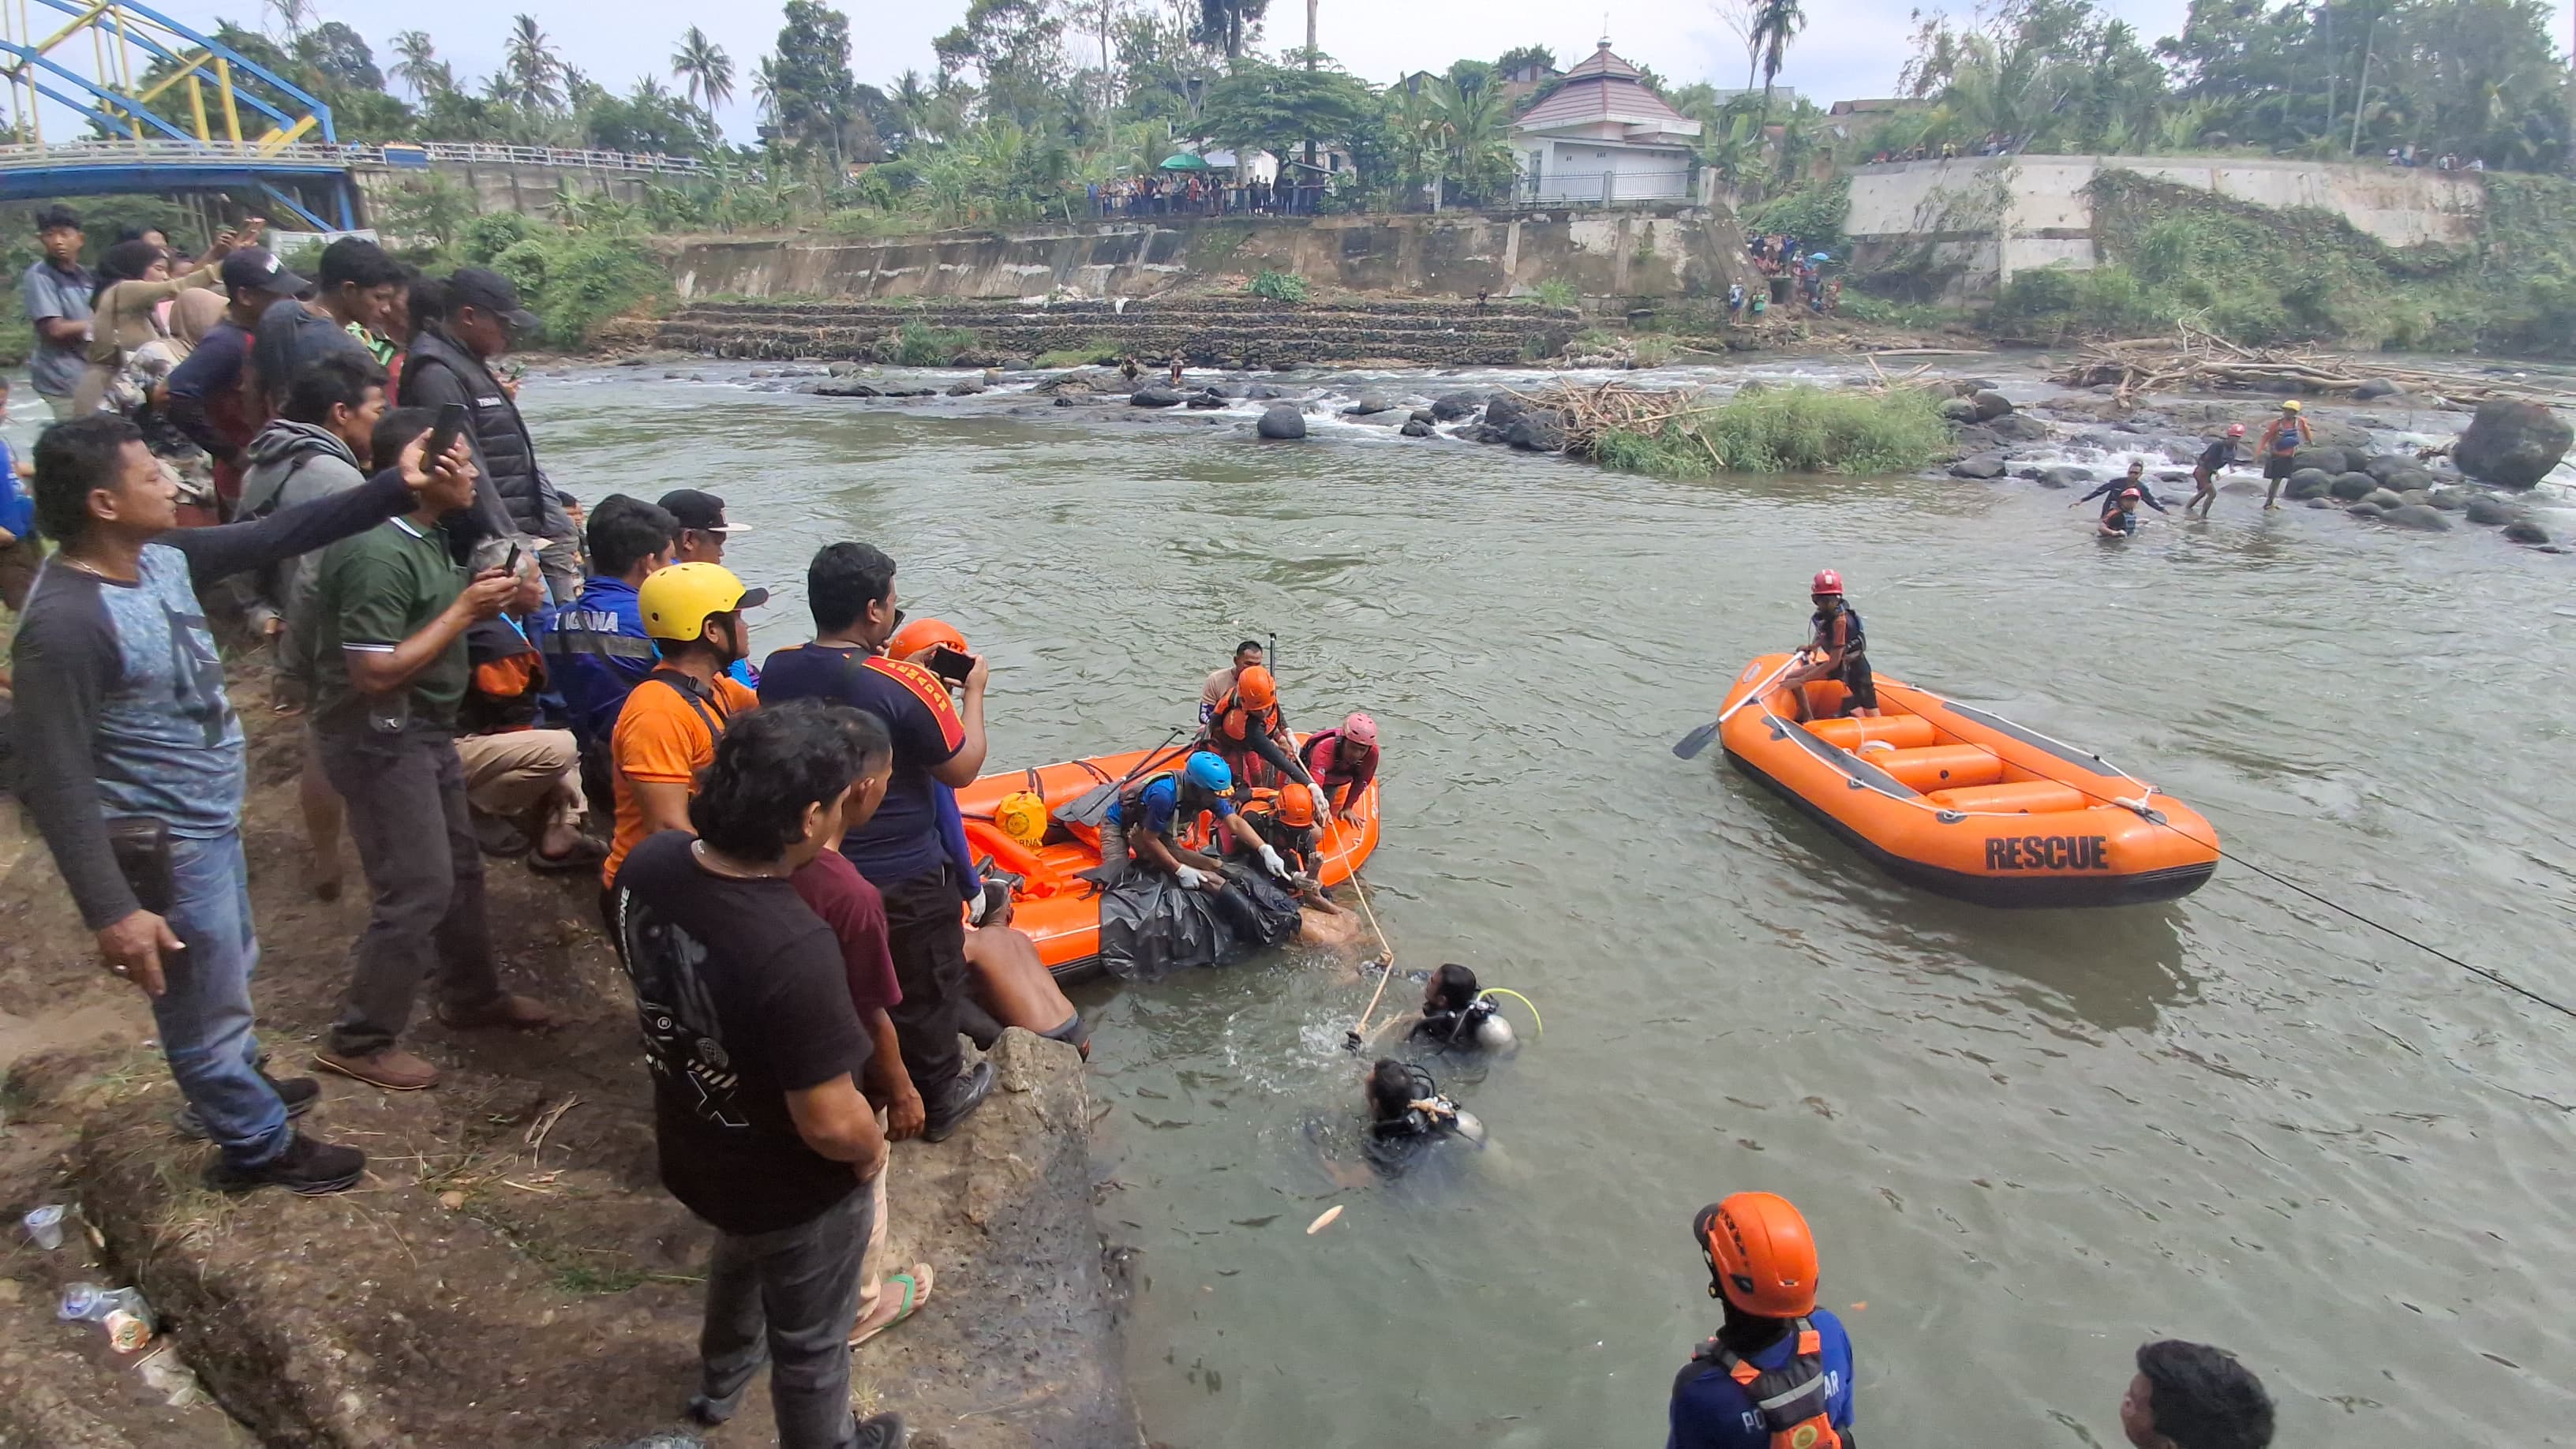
[0,139,707,175]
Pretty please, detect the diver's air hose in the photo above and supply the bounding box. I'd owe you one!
[1477,988,1544,1039]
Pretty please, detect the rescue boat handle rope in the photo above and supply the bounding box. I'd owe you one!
[1949,705,2576,1027]
[1320,819,1398,1046]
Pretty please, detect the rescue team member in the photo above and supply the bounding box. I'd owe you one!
[2073,460,2170,515]
[1205,664,1325,808]
[1364,1058,1485,1172]
[1406,963,1515,1052]
[882,616,992,927]
[1234,782,1321,878]
[601,563,764,927]
[1778,571,1877,724]
[2099,488,2147,537]
[2258,400,2312,511]
[1301,711,1380,814]
[1092,750,1294,891]
[1668,1193,1856,1449]
[1200,639,1264,724]
[2188,425,2245,518]
[2120,1340,2274,1449]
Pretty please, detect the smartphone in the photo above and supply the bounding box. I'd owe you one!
[924,645,975,686]
[423,402,470,466]
[105,818,174,916]
[502,543,523,578]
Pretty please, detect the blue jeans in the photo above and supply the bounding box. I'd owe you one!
[155,829,291,1168]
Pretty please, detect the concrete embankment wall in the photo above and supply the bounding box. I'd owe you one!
[664,208,1754,302]
[1845,155,2488,301]
[350,159,662,224]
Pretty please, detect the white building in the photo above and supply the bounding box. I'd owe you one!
[1509,41,1702,204]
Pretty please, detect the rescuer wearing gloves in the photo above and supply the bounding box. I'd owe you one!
[1093,750,1296,893]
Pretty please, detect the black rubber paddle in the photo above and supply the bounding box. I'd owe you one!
[1058,726,1189,827]
[1672,652,1807,760]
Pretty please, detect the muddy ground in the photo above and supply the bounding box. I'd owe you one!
[0,695,1136,1449]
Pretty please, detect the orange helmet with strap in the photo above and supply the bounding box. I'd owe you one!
[889,616,969,662]
[1234,665,1278,712]
[1689,1195,1841,1449]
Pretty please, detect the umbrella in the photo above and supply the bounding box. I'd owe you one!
[1159,152,1211,171]
[1809,252,1829,262]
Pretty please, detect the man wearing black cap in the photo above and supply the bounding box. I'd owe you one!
[166,246,308,490]
[400,268,578,601]
[658,489,743,568]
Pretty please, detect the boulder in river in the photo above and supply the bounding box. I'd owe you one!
[2383,503,2450,531]
[1949,424,2001,452]
[1971,390,2015,421]
[2038,466,2093,489]
[2428,487,2473,511]
[1938,397,1980,424]
[1399,418,1436,438]
[2285,469,2334,500]
[1507,410,1568,452]
[2503,518,2552,544]
[1130,385,1187,408]
[2398,488,2432,506]
[1343,392,1395,417]
[2327,471,2376,501]
[1986,414,2052,443]
[944,379,987,396]
[1350,408,1406,426]
[2452,399,2573,489]
[2350,378,2403,400]
[1256,404,1307,440]
[2361,454,2410,484]
[1483,393,1531,431]
[1184,393,1227,409]
[2346,501,2386,519]
[1430,391,1489,421]
[814,378,882,399]
[2464,493,2522,526]
[2362,487,2406,510]
[1949,453,2008,480]
[1247,384,1288,400]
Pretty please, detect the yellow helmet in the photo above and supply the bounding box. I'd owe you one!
[2280,399,2301,413]
[638,562,769,643]
[995,790,1050,846]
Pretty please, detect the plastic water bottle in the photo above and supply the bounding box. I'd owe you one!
[58,1282,114,1321]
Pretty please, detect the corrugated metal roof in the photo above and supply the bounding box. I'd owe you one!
[1513,43,1692,132]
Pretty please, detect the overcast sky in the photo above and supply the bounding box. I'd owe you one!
[90,0,2576,148]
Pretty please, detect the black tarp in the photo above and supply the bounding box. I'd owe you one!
[1098,863,1302,981]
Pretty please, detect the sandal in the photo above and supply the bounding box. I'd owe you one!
[848,1263,933,1347]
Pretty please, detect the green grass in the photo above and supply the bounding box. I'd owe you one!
[1531,278,1578,309]
[892,319,979,365]
[1628,335,1679,367]
[1592,384,1951,477]
[1248,268,1309,303]
[1032,337,1124,368]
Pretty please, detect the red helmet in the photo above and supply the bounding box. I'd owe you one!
[2121,487,2143,499]
[1810,569,1843,597]
[2225,423,2247,437]
[1697,1192,1821,1317]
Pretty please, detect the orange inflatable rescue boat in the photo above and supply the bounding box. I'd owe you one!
[1717,654,2216,906]
[953,738,1382,979]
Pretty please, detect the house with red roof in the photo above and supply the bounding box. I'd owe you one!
[1508,39,1703,204]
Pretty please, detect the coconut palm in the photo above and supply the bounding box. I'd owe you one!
[263,0,314,41]
[504,14,564,111]
[1751,0,1806,114]
[390,30,451,99]
[752,58,784,129]
[671,26,736,113]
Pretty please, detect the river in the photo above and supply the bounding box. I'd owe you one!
[519,360,2576,1448]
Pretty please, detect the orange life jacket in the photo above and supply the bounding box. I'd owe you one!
[1688,1318,1842,1449]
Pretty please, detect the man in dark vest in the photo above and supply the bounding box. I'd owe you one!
[399,268,579,600]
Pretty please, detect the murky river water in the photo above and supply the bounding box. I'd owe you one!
[520,363,2576,1449]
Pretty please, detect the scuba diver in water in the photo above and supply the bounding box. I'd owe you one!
[1363,1058,1485,1172]
[1668,1193,1857,1449]
[1402,964,1518,1052]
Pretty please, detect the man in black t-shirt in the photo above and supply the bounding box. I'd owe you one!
[608,701,908,1449]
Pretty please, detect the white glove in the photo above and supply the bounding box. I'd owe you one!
[1258,844,1289,880]
[1174,865,1208,890]
[1308,784,1332,827]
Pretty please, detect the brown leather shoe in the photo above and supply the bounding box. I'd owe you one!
[313,1046,440,1091]
[437,993,560,1032]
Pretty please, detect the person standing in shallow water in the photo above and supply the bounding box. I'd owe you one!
[2120,1340,2273,1449]
[1667,1193,1855,1449]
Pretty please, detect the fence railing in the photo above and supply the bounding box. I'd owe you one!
[0,139,706,175]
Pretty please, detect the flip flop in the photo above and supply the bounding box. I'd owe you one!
[848,1263,933,1348]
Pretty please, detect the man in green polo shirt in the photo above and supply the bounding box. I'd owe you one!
[308,428,559,1092]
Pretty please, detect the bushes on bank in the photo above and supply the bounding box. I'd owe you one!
[1248,269,1309,303]
[486,231,670,347]
[1591,384,1949,477]
[893,319,979,365]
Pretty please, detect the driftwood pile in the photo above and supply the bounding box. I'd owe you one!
[1500,379,1708,456]
[2054,323,2553,405]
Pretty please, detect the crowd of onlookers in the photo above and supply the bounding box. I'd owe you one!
[1086,173,1329,218]
[4,202,1090,1448]
[2387,147,2485,170]
[1865,133,2024,164]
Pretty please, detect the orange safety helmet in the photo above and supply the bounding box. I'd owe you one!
[1696,1193,1820,1318]
[889,616,968,661]
[1275,781,1317,828]
[1234,664,1279,712]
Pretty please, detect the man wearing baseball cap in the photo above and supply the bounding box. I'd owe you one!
[659,489,747,567]
[164,246,309,491]
[399,267,577,599]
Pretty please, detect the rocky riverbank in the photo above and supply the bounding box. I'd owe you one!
[0,698,1137,1449]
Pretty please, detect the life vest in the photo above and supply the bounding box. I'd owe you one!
[1211,687,1283,746]
[1810,606,1866,668]
[2266,420,2301,456]
[1685,1319,1842,1449]
[1117,771,1217,849]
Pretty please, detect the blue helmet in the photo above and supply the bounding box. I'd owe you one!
[1183,751,1234,796]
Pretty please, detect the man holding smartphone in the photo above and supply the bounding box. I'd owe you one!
[11,415,466,1193]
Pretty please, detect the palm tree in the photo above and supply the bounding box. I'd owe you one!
[504,14,564,110]
[1751,0,1807,115]
[752,58,784,129]
[671,26,736,113]
[264,0,313,41]
[391,31,449,99]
